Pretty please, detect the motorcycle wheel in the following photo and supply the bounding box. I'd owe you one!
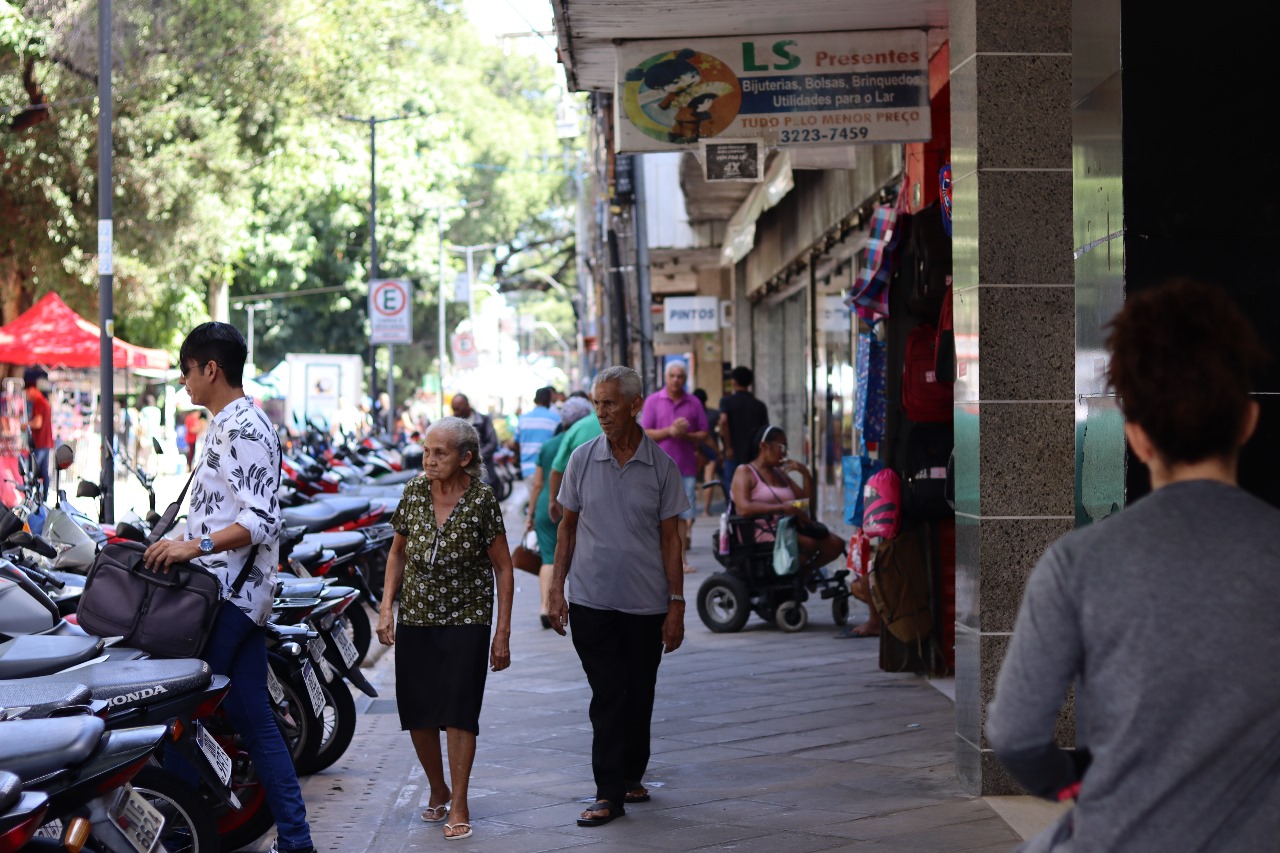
[211,738,275,853]
[342,605,372,667]
[130,765,219,853]
[493,474,512,502]
[299,680,357,775]
[268,655,324,773]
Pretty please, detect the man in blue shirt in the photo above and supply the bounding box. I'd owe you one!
[515,385,561,480]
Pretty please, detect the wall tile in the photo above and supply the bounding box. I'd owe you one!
[976,171,1074,286]
[950,61,977,180]
[954,626,981,745]
[973,0,1071,54]
[955,513,979,630]
[978,633,1010,748]
[974,55,1072,170]
[954,287,979,403]
[979,286,1075,400]
[979,403,1074,517]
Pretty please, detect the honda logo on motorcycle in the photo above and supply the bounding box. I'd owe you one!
[106,684,169,706]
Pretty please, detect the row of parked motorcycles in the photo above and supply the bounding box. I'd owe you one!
[0,424,423,852]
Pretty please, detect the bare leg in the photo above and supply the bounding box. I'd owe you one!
[409,729,452,816]
[444,726,477,838]
[679,519,695,573]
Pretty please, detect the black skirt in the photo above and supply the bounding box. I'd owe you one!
[394,623,491,734]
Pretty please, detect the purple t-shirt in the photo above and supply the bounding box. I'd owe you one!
[640,388,708,476]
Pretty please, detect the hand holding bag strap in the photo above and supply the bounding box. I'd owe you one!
[144,464,200,546]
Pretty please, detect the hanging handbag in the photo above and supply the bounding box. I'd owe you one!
[511,529,542,575]
[77,467,258,659]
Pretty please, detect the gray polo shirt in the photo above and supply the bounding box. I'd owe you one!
[557,432,689,615]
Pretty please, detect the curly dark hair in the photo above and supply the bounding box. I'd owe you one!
[1105,278,1269,464]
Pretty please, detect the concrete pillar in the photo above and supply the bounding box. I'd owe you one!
[950,0,1077,794]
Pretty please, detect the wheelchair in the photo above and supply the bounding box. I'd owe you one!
[696,509,852,634]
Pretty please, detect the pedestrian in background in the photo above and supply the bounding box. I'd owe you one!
[450,393,500,492]
[988,278,1280,852]
[718,366,768,494]
[547,391,601,524]
[514,385,560,481]
[144,322,318,853]
[524,395,593,628]
[23,367,52,495]
[692,387,721,516]
[547,366,689,828]
[376,416,514,842]
[640,359,708,573]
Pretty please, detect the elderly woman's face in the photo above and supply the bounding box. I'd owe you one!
[422,427,471,481]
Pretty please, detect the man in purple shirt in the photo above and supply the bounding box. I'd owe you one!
[640,360,708,573]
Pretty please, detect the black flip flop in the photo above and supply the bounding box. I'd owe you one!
[624,788,650,803]
[577,800,624,827]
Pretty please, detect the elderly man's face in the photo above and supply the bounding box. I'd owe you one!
[451,395,471,418]
[592,380,642,438]
[664,364,687,396]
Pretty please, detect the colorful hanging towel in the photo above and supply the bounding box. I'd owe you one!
[847,204,898,323]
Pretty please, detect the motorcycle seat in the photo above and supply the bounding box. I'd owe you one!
[26,658,213,712]
[0,679,93,718]
[287,540,324,565]
[302,531,367,557]
[370,469,418,485]
[276,578,328,598]
[0,771,19,812]
[282,525,309,549]
[282,499,368,533]
[0,635,104,679]
[0,716,105,780]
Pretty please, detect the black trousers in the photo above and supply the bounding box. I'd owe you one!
[569,603,666,807]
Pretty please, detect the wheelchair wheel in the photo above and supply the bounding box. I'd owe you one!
[697,573,751,633]
[775,600,808,632]
[832,594,850,627]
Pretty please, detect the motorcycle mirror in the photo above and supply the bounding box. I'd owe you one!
[152,436,164,454]
[8,531,57,558]
[76,481,102,498]
[54,443,75,470]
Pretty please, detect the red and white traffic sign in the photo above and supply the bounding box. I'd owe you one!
[451,331,478,369]
[369,279,413,344]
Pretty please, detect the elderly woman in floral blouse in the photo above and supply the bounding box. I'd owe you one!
[376,416,515,842]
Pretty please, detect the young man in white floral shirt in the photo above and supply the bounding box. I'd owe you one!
[144,321,316,853]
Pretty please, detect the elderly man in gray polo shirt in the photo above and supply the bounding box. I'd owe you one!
[547,365,689,830]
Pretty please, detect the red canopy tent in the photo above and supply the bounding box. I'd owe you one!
[0,292,170,369]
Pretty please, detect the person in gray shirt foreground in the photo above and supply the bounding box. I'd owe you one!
[988,277,1280,852]
[547,365,689,829]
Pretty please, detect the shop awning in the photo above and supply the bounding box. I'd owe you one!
[0,293,170,370]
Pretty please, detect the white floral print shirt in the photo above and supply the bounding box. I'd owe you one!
[185,396,281,626]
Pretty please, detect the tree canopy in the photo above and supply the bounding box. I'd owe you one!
[1,0,579,392]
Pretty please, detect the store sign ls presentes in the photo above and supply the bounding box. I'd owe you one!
[615,29,930,153]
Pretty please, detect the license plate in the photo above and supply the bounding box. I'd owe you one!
[196,722,233,787]
[317,656,336,683]
[266,665,285,706]
[331,620,359,668]
[301,660,326,718]
[308,635,327,665]
[109,784,165,853]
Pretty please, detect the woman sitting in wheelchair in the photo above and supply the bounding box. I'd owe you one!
[729,425,845,575]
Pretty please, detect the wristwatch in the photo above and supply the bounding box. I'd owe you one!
[199,536,215,555]
[668,594,685,603]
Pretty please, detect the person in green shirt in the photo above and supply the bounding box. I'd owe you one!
[548,408,602,524]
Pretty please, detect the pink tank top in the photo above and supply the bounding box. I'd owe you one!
[744,464,794,542]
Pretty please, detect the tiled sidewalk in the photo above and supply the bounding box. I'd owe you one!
[269,507,1024,853]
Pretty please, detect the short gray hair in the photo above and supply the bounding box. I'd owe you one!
[427,416,485,479]
[592,366,643,401]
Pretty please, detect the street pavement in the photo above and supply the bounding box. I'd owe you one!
[227,481,1030,853]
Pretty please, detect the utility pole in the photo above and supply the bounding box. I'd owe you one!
[340,113,408,432]
[97,0,115,522]
[427,201,484,420]
[449,243,497,322]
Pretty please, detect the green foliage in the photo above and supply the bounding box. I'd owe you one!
[1,0,578,387]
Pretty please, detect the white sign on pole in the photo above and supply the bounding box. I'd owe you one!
[664,296,720,333]
[819,295,851,332]
[453,271,470,305]
[451,331,479,369]
[615,29,930,153]
[369,279,413,345]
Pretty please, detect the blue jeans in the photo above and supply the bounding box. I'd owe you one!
[722,459,741,503]
[204,601,313,850]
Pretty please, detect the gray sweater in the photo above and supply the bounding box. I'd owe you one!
[988,480,1280,852]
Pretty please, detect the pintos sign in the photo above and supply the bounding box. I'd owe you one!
[615,29,930,153]
[664,296,719,334]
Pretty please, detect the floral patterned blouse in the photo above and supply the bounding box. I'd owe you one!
[391,475,505,627]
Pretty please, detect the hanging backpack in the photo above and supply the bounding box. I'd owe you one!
[902,422,954,521]
[869,524,933,644]
[862,467,902,539]
[904,201,952,323]
[902,323,953,423]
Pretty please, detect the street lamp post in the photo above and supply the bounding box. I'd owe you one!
[517,269,584,390]
[340,113,408,431]
[98,0,115,522]
[426,201,484,420]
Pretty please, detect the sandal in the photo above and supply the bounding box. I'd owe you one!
[576,800,624,827]
[444,822,473,840]
[624,786,650,803]
[421,803,450,823]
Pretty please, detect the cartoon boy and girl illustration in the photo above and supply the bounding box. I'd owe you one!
[626,48,736,143]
